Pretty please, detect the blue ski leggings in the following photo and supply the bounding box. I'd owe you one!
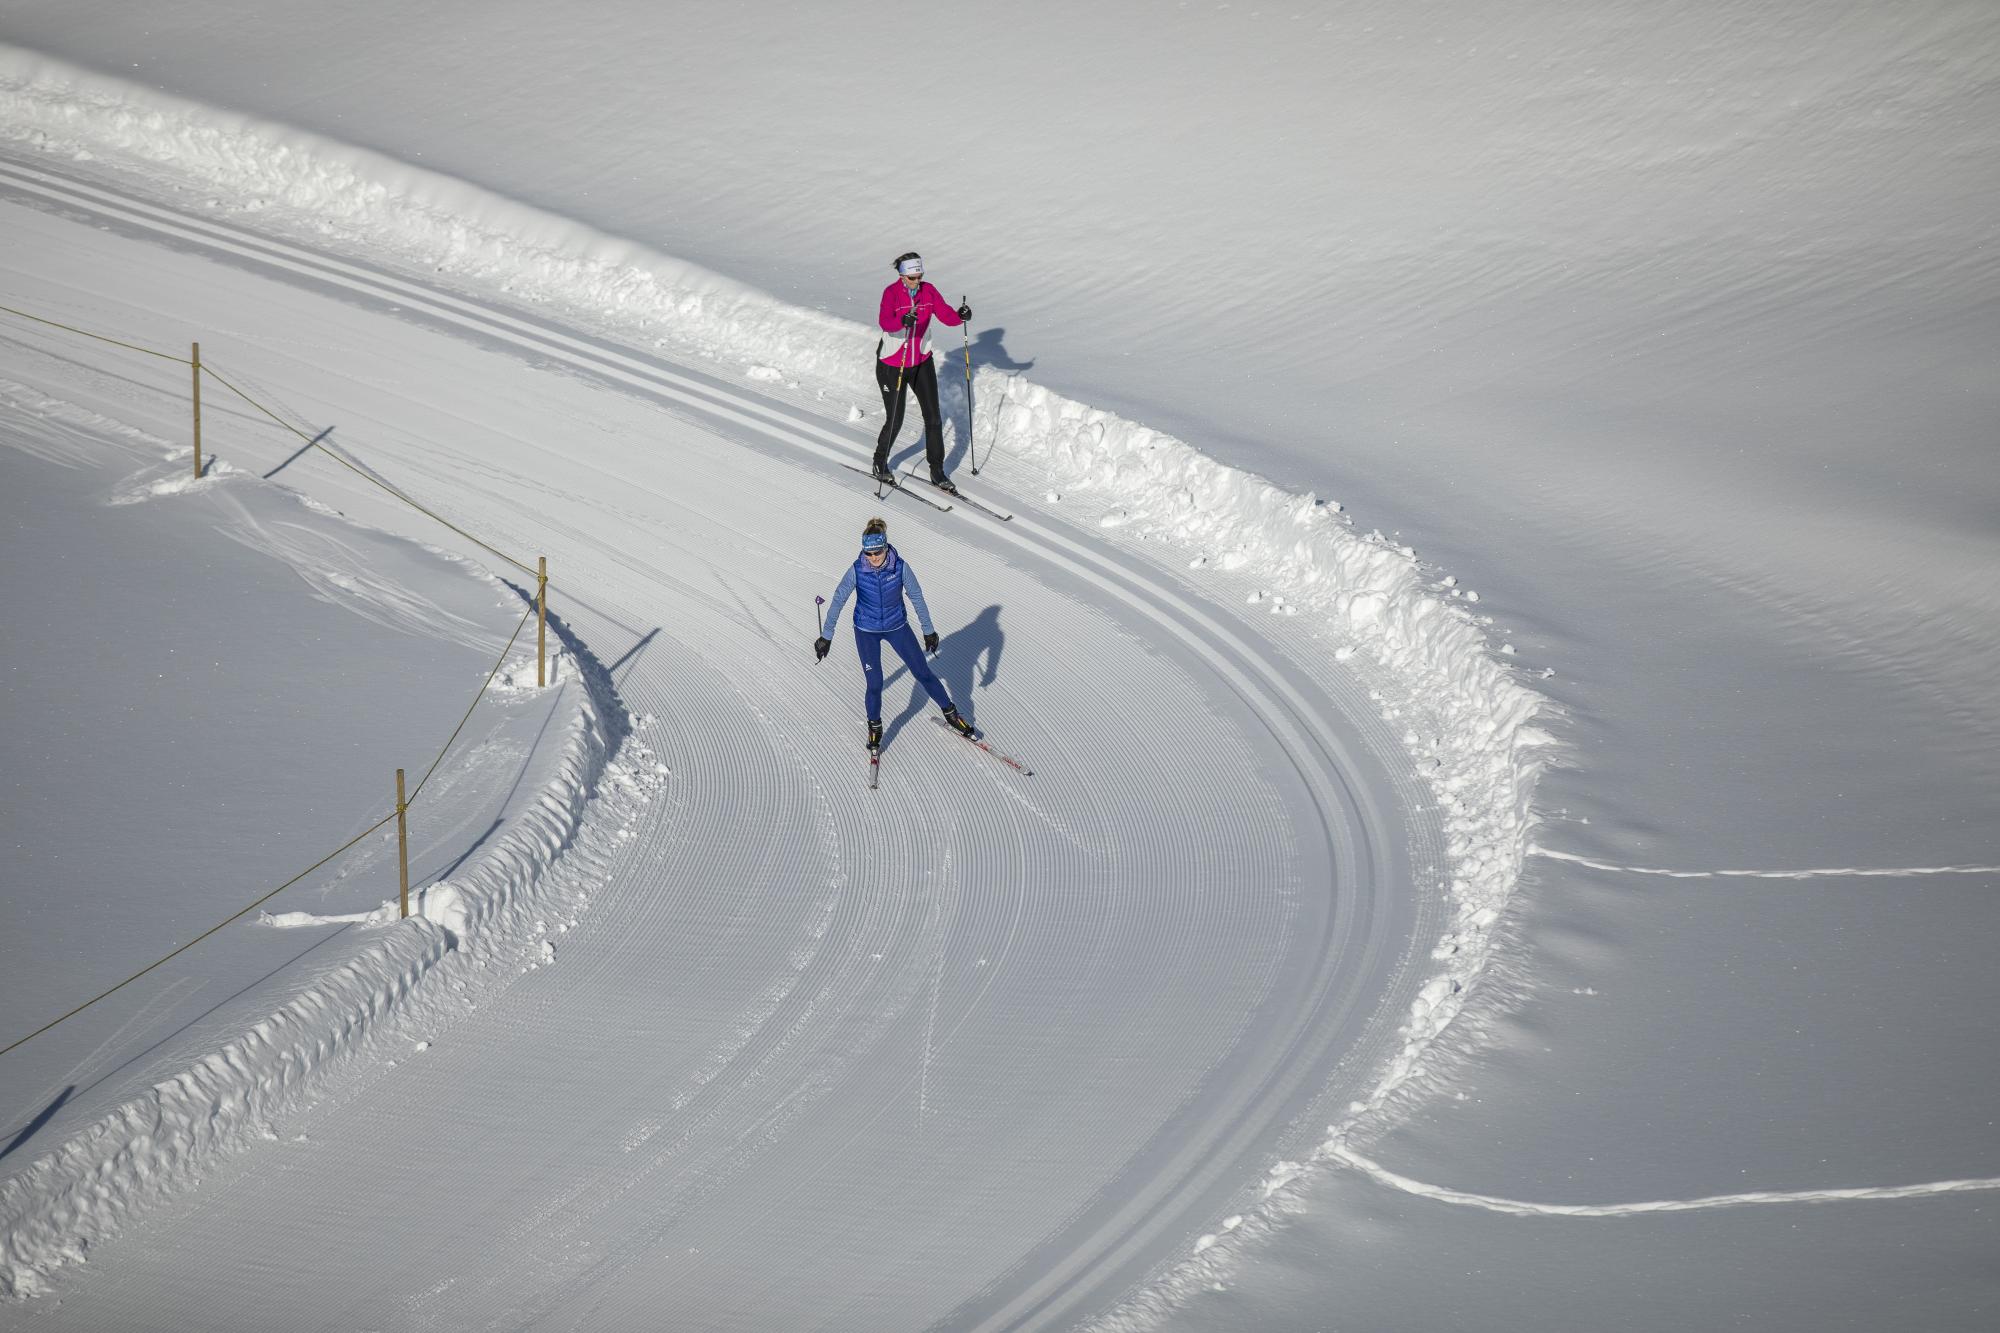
[857,624,953,721]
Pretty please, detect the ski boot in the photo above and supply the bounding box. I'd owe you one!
[871,460,897,485]
[867,718,883,752]
[930,473,959,496]
[941,706,976,739]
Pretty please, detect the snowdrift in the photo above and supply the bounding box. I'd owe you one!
[0,43,1552,1297]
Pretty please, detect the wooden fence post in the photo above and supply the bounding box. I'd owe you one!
[537,556,548,688]
[396,768,410,920]
[191,342,202,481]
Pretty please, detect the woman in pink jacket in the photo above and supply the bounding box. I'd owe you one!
[873,252,971,492]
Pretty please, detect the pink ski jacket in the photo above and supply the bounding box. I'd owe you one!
[877,280,965,368]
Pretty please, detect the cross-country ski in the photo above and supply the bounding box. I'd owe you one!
[927,483,1010,523]
[930,714,1034,776]
[838,461,952,511]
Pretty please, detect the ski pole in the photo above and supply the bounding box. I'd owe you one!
[813,595,825,663]
[880,345,912,497]
[960,297,979,475]
[890,281,921,433]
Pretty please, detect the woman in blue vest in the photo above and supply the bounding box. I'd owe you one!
[815,517,976,751]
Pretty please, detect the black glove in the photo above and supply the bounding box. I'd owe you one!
[956,302,972,322]
[923,631,939,655]
[814,636,831,660]
[900,308,918,329]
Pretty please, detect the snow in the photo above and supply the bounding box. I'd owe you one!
[0,369,611,1301]
[1,0,1997,1328]
[0,182,1440,1325]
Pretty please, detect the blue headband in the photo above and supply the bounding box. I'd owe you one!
[861,532,888,552]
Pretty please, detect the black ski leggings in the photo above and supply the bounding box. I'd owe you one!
[874,356,945,478]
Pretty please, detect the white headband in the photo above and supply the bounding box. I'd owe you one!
[898,257,924,276]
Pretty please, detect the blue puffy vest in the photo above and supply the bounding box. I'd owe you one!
[852,547,907,632]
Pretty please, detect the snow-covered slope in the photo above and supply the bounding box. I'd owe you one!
[0,162,1485,1325]
[3,0,1997,1325]
[2,2,1992,725]
[0,45,1546,1162]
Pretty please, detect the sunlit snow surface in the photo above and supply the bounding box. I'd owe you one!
[0,191,1443,1327]
[1,0,1997,1327]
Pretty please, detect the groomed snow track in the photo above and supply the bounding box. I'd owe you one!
[0,156,1440,1330]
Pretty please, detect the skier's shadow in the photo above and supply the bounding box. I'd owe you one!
[885,327,1035,477]
[967,327,1035,375]
[882,604,1005,751]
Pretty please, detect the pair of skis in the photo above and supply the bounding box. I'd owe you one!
[868,715,1034,788]
[839,462,1013,523]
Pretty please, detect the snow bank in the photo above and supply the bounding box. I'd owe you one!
[0,922,449,1298]
[0,46,856,384]
[1,628,613,1301]
[0,46,1552,1302]
[994,383,1556,1324]
[0,400,619,1302]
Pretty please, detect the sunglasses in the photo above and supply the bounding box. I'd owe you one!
[862,547,888,559]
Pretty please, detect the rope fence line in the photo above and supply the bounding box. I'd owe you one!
[198,362,541,581]
[0,299,539,580]
[0,591,550,1061]
[0,300,194,365]
[0,300,574,1062]
[0,813,395,1062]
[412,600,538,804]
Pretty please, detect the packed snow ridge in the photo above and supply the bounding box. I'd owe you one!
[1,46,1554,1293]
